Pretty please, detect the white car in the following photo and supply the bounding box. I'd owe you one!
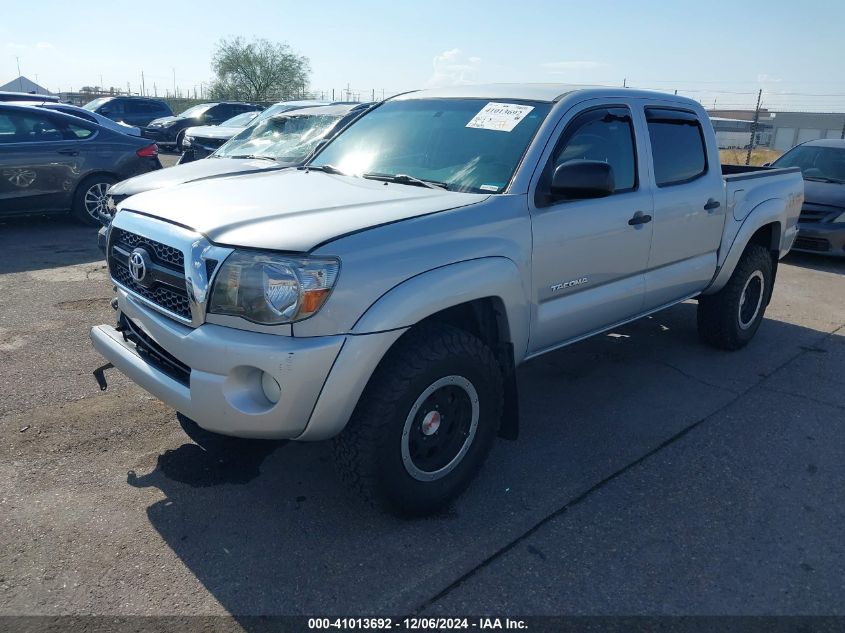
[179,110,261,162]
[18,100,142,136]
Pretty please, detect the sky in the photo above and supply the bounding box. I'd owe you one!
[3,0,845,112]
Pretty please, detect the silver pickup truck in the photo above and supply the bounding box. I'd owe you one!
[91,85,803,515]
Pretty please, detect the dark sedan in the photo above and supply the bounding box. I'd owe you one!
[143,102,264,151]
[772,139,845,257]
[0,104,160,225]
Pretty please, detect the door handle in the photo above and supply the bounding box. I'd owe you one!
[704,198,721,211]
[628,211,652,226]
[57,149,79,156]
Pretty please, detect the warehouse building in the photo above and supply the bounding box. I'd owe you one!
[710,109,845,151]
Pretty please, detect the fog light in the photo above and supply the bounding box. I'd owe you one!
[261,371,281,404]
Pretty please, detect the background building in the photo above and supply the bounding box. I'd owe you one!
[0,75,53,95]
[710,108,845,151]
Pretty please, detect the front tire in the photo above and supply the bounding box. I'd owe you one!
[71,174,116,226]
[697,244,773,350]
[333,324,503,516]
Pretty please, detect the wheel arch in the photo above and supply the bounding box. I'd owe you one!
[704,198,784,295]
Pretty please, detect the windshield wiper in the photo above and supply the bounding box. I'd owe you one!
[363,172,449,190]
[229,154,276,161]
[804,176,844,184]
[303,164,345,174]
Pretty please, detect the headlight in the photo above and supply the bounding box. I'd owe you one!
[208,252,339,325]
[182,135,192,148]
[834,211,845,223]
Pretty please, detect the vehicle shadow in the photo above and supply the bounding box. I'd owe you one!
[124,301,839,621]
[783,251,845,275]
[0,215,103,274]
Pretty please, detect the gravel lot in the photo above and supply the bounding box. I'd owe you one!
[0,212,843,618]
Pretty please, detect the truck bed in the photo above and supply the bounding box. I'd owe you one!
[722,163,802,181]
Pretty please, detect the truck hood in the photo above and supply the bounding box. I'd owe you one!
[110,157,283,197]
[119,168,489,252]
[185,125,241,140]
[803,179,845,209]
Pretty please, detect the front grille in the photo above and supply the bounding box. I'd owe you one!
[108,228,192,321]
[119,314,190,386]
[799,208,829,224]
[793,236,831,252]
[112,228,183,268]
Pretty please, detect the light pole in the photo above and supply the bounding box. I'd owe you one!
[15,56,22,90]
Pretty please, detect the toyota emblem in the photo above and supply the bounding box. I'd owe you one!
[128,248,150,283]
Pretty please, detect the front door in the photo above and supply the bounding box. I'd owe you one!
[528,104,654,355]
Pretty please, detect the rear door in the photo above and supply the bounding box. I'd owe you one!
[0,110,84,214]
[528,101,654,354]
[640,106,725,310]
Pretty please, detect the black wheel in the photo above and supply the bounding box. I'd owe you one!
[697,244,773,350]
[333,324,503,516]
[71,174,116,226]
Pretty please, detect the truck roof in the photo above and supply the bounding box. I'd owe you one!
[394,83,700,107]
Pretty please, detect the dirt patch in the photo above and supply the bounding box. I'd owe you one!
[57,297,112,311]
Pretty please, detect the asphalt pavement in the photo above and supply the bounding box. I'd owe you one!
[0,215,843,621]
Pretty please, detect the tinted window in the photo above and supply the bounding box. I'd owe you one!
[551,107,637,193]
[646,108,707,186]
[0,112,62,143]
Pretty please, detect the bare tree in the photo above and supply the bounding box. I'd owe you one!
[209,37,310,101]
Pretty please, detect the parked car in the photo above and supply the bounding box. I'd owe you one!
[144,102,264,151]
[82,96,173,128]
[102,103,371,220]
[16,100,141,136]
[91,85,802,515]
[179,110,261,162]
[0,104,160,224]
[769,139,845,257]
[0,91,60,103]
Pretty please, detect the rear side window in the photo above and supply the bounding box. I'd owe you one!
[646,108,707,186]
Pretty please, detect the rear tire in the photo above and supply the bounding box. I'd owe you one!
[71,174,116,226]
[697,244,773,350]
[333,324,503,516]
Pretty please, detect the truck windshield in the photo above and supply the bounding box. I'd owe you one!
[774,145,845,183]
[309,98,551,193]
[215,113,342,162]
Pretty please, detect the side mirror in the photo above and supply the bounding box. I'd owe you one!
[550,160,615,200]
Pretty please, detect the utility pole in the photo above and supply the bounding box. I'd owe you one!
[141,71,146,96]
[100,74,103,91]
[332,88,335,100]
[346,83,350,101]
[172,67,176,96]
[840,118,845,140]
[623,78,627,88]
[153,83,157,97]
[746,89,762,166]
[15,57,22,90]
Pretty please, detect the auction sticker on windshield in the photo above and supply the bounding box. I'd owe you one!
[466,102,535,132]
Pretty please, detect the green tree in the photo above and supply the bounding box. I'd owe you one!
[209,37,311,101]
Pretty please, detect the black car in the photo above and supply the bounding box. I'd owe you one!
[82,96,173,128]
[0,104,161,225]
[143,102,264,150]
[771,139,845,257]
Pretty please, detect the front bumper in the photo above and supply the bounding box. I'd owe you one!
[792,223,845,257]
[91,290,406,440]
[142,127,177,145]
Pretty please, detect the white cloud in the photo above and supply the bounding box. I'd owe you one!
[427,49,481,87]
[756,73,782,83]
[5,42,27,50]
[541,61,604,74]
[35,42,53,49]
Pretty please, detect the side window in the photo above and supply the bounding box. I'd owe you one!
[65,123,93,139]
[646,108,707,186]
[0,112,63,143]
[550,107,637,194]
